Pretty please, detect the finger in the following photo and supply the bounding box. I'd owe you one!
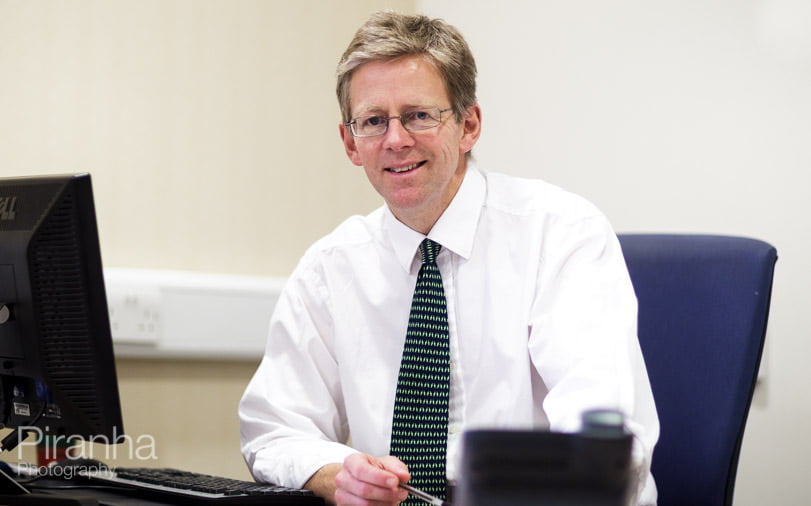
[337,454,409,503]
[344,454,400,489]
[377,455,411,483]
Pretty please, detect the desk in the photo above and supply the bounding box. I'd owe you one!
[1,482,179,505]
[0,491,169,506]
[1,478,325,505]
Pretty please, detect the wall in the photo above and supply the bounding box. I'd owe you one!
[418,1,811,505]
[0,0,412,277]
[0,0,414,480]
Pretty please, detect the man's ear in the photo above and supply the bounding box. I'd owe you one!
[339,122,364,166]
[459,104,482,155]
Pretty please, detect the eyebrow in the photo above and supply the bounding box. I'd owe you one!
[353,104,435,117]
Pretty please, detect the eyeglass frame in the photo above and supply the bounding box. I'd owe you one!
[344,107,454,138]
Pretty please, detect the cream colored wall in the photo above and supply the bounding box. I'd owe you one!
[1,0,417,277]
[109,358,261,480]
[0,0,414,478]
[420,2,811,505]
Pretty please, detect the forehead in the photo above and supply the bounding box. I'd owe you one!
[349,55,449,115]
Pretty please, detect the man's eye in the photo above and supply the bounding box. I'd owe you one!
[405,110,431,122]
[361,116,386,128]
[404,110,440,128]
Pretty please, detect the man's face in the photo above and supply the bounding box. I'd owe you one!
[340,55,481,233]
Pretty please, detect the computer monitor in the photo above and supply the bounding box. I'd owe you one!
[0,173,124,452]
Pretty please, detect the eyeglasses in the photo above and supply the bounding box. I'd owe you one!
[345,107,453,138]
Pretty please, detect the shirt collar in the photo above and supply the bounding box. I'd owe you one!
[384,165,486,273]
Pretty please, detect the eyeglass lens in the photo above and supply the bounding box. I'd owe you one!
[351,108,446,137]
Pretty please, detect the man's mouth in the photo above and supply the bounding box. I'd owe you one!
[386,161,426,173]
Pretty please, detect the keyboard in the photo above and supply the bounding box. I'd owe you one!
[81,467,325,505]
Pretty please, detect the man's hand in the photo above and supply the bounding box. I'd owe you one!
[335,453,410,505]
[305,453,410,505]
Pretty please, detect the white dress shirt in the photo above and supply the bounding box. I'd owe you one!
[239,166,659,505]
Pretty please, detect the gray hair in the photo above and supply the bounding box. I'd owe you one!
[336,11,477,124]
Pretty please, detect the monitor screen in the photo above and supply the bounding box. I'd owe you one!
[0,173,124,451]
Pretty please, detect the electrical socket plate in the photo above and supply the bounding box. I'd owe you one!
[106,278,162,344]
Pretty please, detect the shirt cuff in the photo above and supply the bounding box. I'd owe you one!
[252,440,359,489]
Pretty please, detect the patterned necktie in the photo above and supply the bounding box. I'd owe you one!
[390,239,450,503]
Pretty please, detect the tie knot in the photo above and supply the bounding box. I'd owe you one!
[419,239,441,265]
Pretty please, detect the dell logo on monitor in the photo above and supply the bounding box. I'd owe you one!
[0,196,17,220]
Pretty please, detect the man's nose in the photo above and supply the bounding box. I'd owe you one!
[382,117,415,150]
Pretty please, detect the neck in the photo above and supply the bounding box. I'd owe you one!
[399,211,442,236]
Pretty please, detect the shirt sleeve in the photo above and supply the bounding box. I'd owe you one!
[528,212,659,505]
[238,261,357,488]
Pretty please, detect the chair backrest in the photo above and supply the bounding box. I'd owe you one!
[617,234,777,506]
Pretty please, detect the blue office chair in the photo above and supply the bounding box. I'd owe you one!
[617,234,777,506]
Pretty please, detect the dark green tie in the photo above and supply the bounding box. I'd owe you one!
[390,239,450,503]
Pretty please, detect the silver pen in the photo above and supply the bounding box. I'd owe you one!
[399,483,448,506]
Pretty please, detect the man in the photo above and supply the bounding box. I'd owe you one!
[240,11,658,506]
